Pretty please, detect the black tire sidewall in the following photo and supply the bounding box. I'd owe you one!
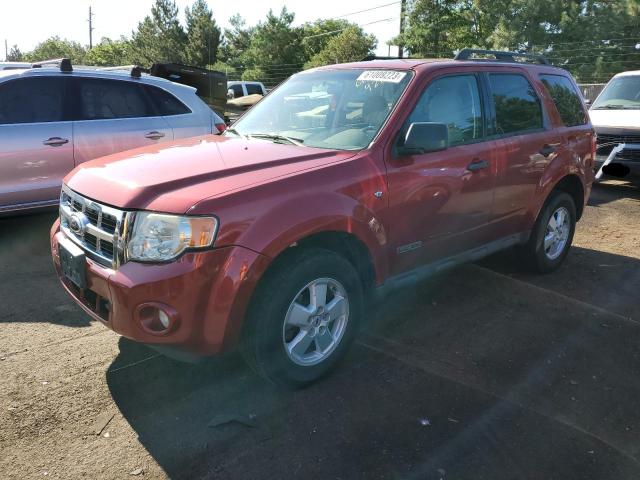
[249,249,363,387]
[530,192,576,273]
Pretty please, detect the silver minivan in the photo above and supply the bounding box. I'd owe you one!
[0,65,226,213]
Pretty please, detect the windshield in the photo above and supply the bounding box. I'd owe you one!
[229,68,413,150]
[591,75,640,109]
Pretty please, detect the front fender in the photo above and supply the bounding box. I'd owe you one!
[233,191,389,282]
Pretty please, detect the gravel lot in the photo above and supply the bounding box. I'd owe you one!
[1,179,639,480]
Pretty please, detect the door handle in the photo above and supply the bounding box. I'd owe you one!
[539,144,557,157]
[145,131,165,140]
[467,159,489,172]
[43,137,69,147]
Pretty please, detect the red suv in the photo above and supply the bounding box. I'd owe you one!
[51,50,595,386]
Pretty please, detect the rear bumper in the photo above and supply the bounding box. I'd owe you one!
[50,219,271,356]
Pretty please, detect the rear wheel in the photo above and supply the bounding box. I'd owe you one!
[516,191,576,273]
[240,248,362,388]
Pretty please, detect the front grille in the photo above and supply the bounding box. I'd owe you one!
[597,133,640,162]
[59,186,126,268]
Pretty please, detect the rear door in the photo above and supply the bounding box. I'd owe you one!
[72,77,173,166]
[385,72,499,273]
[486,71,562,236]
[0,76,74,208]
[143,84,211,139]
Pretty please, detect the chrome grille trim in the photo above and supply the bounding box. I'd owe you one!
[59,185,129,268]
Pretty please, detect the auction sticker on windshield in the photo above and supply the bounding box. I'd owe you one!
[357,70,407,83]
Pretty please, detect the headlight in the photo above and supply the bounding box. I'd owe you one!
[127,212,218,262]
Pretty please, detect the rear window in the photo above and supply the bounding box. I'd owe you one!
[489,74,543,135]
[144,86,191,116]
[540,74,587,126]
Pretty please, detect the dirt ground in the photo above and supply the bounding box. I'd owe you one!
[1,178,639,480]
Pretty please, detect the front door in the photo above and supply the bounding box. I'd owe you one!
[0,76,74,208]
[384,73,498,275]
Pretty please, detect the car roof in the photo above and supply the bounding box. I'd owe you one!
[613,70,640,78]
[0,66,197,92]
[313,58,570,75]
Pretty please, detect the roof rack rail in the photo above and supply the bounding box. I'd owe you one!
[97,65,150,78]
[454,49,549,65]
[361,55,405,61]
[31,58,73,72]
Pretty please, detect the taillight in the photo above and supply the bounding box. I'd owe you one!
[591,133,597,166]
[215,122,226,134]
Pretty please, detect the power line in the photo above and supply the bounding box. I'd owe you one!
[335,1,401,19]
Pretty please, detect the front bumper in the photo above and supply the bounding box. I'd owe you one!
[50,219,270,356]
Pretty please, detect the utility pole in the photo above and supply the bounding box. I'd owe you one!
[88,6,94,49]
[4,39,7,61]
[398,0,407,58]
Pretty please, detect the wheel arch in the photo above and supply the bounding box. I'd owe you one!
[551,174,585,220]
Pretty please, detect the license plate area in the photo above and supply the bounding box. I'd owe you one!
[59,237,86,289]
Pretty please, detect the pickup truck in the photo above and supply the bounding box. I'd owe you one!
[51,49,595,387]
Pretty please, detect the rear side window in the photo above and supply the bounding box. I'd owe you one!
[0,77,67,124]
[489,74,543,135]
[539,74,587,127]
[245,83,263,95]
[144,86,191,116]
[408,74,484,146]
[78,78,154,120]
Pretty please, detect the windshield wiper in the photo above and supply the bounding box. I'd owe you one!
[225,127,247,139]
[248,133,305,146]
[593,104,624,109]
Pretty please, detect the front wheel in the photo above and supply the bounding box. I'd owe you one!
[240,248,363,388]
[516,191,577,273]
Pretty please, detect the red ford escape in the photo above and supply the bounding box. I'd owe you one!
[51,49,595,387]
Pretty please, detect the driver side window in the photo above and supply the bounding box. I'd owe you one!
[408,75,484,146]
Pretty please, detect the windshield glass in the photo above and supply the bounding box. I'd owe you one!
[229,68,413,150]
[592,75,640,109]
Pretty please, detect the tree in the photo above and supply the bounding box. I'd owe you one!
[85,37,132,66]
[219,15,255,69]
[24,37,86,64]
[240,8,305,85]
[6,45,23,62]
[185,0,221,67]
[301,19,352,59]
[304,25,377,68]
[129,0,187,66]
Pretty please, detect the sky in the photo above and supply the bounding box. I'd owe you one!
[0,0,403,59]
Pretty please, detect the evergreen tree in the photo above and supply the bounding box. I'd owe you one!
[130,0,187,65]
[185,0,221,67]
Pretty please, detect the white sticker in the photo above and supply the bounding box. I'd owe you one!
[356,70,407,83]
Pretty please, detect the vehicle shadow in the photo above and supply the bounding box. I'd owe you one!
[106,246,640,479]
[588,177,640,207]
[0,210,92,327]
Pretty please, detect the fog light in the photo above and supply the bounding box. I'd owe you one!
[136,303,178,335]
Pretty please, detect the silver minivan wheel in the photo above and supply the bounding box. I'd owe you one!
[282,277,349,367]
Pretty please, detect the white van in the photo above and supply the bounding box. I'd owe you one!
[227,81,267,99]
[590,71,640,177]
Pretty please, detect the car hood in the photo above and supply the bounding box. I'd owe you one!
[65,135,356,213]
[589,109,640,129]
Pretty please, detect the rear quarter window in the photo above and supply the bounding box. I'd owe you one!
[245,83,263,95]
[539,74,587,127]
[144,85,191,116]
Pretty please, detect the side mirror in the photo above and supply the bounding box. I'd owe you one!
[584,98,592,107]
[227,89,235,100]
[398,122,449,156]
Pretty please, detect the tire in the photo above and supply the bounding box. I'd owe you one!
[240,248,363,388]
[516,191,576,274]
